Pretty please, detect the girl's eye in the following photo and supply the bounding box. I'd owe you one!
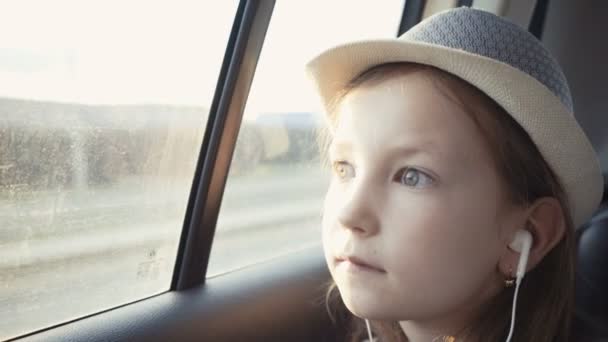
[332,161,355,180]
[395,167,434,188]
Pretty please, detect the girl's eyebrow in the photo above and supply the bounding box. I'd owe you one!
[328,141,352,155]
[328,139,442,160]
[384,140,441,159]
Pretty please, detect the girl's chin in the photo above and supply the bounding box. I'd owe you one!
[340,291,395,320]
[344,303,400,322]
[338,286,417,321]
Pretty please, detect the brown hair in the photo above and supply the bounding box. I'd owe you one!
[321,63,576,342]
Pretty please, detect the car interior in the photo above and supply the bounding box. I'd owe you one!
[3,0,607,341]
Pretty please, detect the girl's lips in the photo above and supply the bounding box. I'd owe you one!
[335,255,386,273]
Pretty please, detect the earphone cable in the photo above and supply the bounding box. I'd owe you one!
[365,318,374,342]
[505,278,522,342]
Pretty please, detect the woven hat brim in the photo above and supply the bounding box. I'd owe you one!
[306,39,603,227]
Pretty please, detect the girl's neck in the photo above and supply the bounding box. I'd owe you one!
[397,272,502,341]
[399,320,474,342]
[397,297,484,342]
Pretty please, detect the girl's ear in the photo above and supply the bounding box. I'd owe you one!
[500,197,566,276]
[522,197,566,271]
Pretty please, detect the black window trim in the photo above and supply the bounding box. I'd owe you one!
[529,0,550,39]
[457,0,474,8]
[172,0,276,290]
[398,0,426,36]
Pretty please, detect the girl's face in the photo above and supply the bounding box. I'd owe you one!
[322,71,517,325]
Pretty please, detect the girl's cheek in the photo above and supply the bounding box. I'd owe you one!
[321,185,338,234]
[321,182,349,253]
[322,181,342,220]
[321,192,340,274]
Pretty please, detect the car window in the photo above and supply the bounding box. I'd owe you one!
[207,0,406,277]
[0,1,237,339]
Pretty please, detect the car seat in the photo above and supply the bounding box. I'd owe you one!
[572,174,608,341]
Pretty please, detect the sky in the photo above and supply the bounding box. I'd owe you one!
[0,0,404,116]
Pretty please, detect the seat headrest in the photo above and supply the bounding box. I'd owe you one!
[603,173,608,202]
[575,202,608,334]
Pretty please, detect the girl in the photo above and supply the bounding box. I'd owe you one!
[306,7,603,342]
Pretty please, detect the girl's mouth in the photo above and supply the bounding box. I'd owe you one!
[335,255,386,273]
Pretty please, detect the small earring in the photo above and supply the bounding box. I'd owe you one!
[504,266,515,288]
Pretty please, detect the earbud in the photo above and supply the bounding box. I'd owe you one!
[504,229,533,342]
[508,229,533,282]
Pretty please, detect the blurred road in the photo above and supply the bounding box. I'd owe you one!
[0,164,329,340]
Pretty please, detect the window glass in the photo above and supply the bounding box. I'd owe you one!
[208,0,405,276]
[0,0,237,339]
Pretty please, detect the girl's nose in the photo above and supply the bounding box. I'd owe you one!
[336,181,380,237]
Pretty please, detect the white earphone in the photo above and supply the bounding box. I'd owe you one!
[505,229,533,342]
[509,229,533,283]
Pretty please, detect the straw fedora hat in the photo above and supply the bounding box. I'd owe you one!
[306,7,603,228]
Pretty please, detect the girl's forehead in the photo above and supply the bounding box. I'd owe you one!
[336,72,459,121]
[330,73,492,165]
[334,74,465,136]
